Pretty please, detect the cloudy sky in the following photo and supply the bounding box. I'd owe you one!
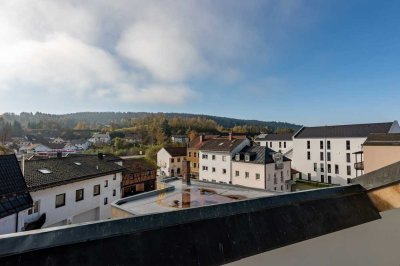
[1,0,400,125]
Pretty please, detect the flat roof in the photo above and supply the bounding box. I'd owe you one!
[114,178,279,215]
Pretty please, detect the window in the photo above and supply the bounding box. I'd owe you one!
[270,142,272,148]
[279,142,282,148]
[171,158,174,163]
[307,173,311,181]
[194,163,197,168]
[274,175,277,184]
[189,152,192,157]
[280,172,283,183]
[222,169,227,174]
[320,152,324,161]
[28,201,40,215]
[222,156,226,161]
[321,175,324,183]
[104,197,108,205]
[245,172,249,178]
[256,173,260,180]
[327,152,331,161]
[93,184,100,196]
[113,189,116,197]
[328,164,331,173]
[307,151,311,160]
[320,163,324,172]
[346,153,351,163]
[307,141,310,149]
[347,165,351,176]
[202,154,208,159]
[346,140,351,150]
[281,185,283,191]
[76,189,84,202]
[235,170,239,177]
[113,174,116,180]
[177,158,181,163]
[328,176,332,184]
[335,165,339,174]
[212,155,216,160]
[194,152,197,158]
[104,180,108,188]
[245,154,250,162]
[327,141,331,150]
[284,142,287,148]
[202,166,208,171]
[320,140,323,149]
[212,167,216,173]
[314,163,317,171]
[55,193,65,208]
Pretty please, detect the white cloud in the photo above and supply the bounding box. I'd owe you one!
[0,0,313,112]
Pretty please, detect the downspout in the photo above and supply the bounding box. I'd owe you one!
[15,212,19,232]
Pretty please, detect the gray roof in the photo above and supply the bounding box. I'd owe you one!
[164,147,187,157]
[235,146,291,164]
[0,155,33,219]
[199,138,248,152]
[24,155,125,191]
[363,133,400,146]
[294,122,394,139]
[255,133,293,141]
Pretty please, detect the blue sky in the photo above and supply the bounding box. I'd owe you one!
[0,1,399,126]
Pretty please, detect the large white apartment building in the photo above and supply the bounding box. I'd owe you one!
[292,121,400,185]
[254,133,294,159]
[231,146,292,192]
[23,154,125,228]
[199,137,250,184]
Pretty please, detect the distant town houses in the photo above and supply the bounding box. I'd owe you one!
[89,132,111,145]
[187,134,220,179]
[231,146,292,192]
[254,133,294,159]
[0,154,33,235]
[199,136,250,184]
[121,158,157,197]
[171,135,189,144]
[157,147,187,177]
[22,153,125,228]
[292,121,400,185]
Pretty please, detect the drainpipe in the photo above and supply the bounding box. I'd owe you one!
[15,212,19,232]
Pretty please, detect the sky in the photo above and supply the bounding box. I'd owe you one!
[0,0,400,126]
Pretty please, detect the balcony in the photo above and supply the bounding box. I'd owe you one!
[354,162,364,171]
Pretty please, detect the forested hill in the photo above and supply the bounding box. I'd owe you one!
[1,112,302,132]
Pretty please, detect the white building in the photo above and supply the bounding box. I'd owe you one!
[23,154,125,228]
[232,146,292,192]
[171,135,189,144]
[0,155,33,235]
[292,121,400,185]
[64,140,90,151]
[199,137,250,184]
[19,143,51,154]
[254,133,294,159]
[157,147,187,177]
[50,137,65,144]
[89,133,111,145]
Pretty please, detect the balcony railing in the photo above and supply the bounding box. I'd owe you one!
[354,162,364,171]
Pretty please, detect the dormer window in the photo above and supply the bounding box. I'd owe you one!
[245,154,250,162]
[38,169,51,174]
[235,154,240,161]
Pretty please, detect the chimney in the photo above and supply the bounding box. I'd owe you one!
[199,134,203,143]
[182,159,191,186]
[57,152,62,159]
[21,155,25,177]
[229,132,232,140]
[98,152,103,160]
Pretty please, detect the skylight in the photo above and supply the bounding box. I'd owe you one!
[38,169,52,174]
[219,142,224,146]
[74,162,82,166]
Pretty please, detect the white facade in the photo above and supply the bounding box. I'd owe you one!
[258,140,293,157]
[232,160,291,192]
[199,139,250,184]
[89,133,111,144]
[0,210,29,235]
[19,144,51,154]
[26,173,122,228]
[157,148,185,177]
[292,122,400,185]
